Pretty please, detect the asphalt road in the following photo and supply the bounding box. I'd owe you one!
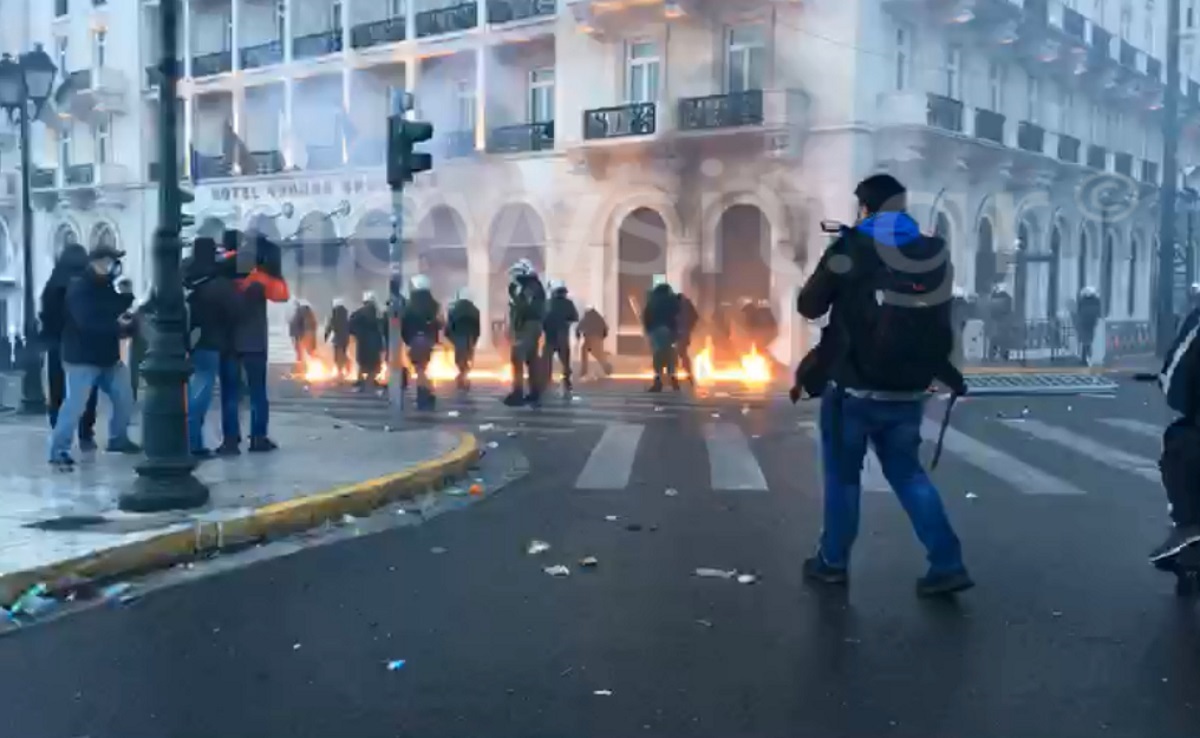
[1,377,1197,738]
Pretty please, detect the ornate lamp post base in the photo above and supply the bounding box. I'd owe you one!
[121,461,210,513]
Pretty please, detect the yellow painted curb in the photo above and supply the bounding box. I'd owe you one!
[0,433,480,607]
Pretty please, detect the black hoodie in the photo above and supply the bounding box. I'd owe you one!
[185,237,242,354]
[401,289,441,345]
[39,244,89,344]
[544,291,580,340]
[643,284,680,334]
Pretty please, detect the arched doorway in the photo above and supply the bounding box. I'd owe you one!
[1015,219,1032,319]
[415,206,469,302]
[1047,224,1062,319]
[616,208,667,356]
[714,205,771,308]
[488,204,546,328]
[1102,232,1116,315]
[1077,229,1090,294]
[348,209,392,301]
[1126,237,1139,317]
[974,218,995,296]
[90,222,118,252]
[289,211,342,313]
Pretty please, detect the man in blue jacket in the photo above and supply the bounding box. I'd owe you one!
[48,244,141,468]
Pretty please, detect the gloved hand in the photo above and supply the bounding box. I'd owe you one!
[789,384,801,404]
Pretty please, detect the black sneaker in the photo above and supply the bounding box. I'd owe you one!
[502,392,525,407]
[248,437,278,453]
[1149,525,1200,564]
[216,440,241,456]
[524,392,542,408]
[916,569,975,597]
[49,455,76,471]
[78,437,98,452]
[670,377,681,392]
[191,448,214,459]
[106,438,143,454]
[647,382,663,393]
[802,556,849,585]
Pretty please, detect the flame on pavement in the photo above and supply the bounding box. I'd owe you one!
[610,336,772,386]
[298,348,512,385]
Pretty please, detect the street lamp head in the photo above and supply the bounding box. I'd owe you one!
[0,54,23,112]
[18,44,57,110]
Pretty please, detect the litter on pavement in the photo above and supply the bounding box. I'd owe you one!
[445,486,468,496]
[447,410,461,418]
[711,412,721,419]
[386,659,407,671]
[741,406,750,415]
[479,423,495,431]
[468,483,485,496]
[527,540,551,555]
[430,547,448,555]
[605,515,619,522]
[965,492,979,500]
[506,431,518,438]
[544,565,571,577]
[101,582,138,605]
[694,568,737,579]
[665,488,679,497]
[593,690,613,696]
[486,441,500,449]
[696,619,714,628]
[293,643,302,650]
[736,574,758,585]
[578,557,599,568]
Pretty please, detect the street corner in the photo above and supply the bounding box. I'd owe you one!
[0,429,481,611]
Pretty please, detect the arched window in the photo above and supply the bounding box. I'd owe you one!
[1077,229,1090,294]
[1127,238,1139,317]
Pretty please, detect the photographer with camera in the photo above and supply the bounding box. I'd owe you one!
[794,174,971,597]
[47,244,141,468]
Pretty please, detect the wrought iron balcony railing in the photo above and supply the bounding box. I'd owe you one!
[293,29,343,59]
[350,17,406,48]
[488,122,554,153]
[416,2,478,37]
[677,90,764,131]
[583,102,657,139]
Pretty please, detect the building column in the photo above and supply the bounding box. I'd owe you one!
[340,0,352,52]
[183,0,193,78]
[231,0,242,70]
[232,86,246,174]
[474,48,486,150]
[283,0,293,64]
[406,0,417,41]
[283,78,294,166]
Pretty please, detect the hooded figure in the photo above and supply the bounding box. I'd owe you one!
[445,287,481,390]
[643,275,681,392]
[350,291,384,389]
[987,284,1015,361]
[185,236,243,456]
[542,279,580,393]
[325,297,351,377]
[289,299,319,366]
[40,242,99,447]
[401,274,442,409]
[675,292,700,386]
[503,258,547,406]
[1075,286,1103,366]
[576,304,612,378]
[47,244,141,467]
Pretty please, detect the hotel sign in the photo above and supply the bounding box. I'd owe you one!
[199,174,389,203]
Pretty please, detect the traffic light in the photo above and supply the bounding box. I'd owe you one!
[387,116,434,188]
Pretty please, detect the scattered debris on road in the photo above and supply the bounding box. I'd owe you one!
[711,412,721,419]
[544,565,571,577]
[579,557,599,568]
[527,540,551,555]
[486,441,500,449]
[965,492,979,500]
[469,483,485,496]
[695,619,713,628]
[665,487,679,497]
[736,574,758,585]
[605,515,619,522]
[293,642,302,650]
[386,659,407,671]
[478,423,495,431]
[593,690,613,696]
[506,431,519,438]
[694,568,737,579]
[559,667,574,677]
[447,410,461,418]
[430,547,448,555]
[741,406,750,415]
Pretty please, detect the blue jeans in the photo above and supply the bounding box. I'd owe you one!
[187,349,231,451]
[817,393,964,575]
[224,352,269,440]
[47,362,134,460]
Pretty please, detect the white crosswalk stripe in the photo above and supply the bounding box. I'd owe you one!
[999,418,1160,482]
[575,423,645,490]
[1098,417,1162,439]
[922,420,1089,495]
[704,423,768,491]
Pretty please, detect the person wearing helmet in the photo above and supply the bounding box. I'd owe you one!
[643,274,681,392]
[289,299,318,370]
[543,280,580,395]
[401,274,442,410]
[324,298,351,378]
[576,304,612,379]
[1075,286,1102,366]
[445,288,481,391]
[350,291,384,391]
[504,259,547,406]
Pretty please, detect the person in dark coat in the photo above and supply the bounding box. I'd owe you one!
[350,292,384,390]
[230,231,289,453]
[542,280,580,394]
[117,278,151,400]
[445,288,481,391]
[401,274,442,409]
[675,292,700,386]
[1074,286,1103,366]
[289,299,318,368]
[643,275,681,392]
[503,259,547,406]
[576,304,612,379]
[47,244,140,467]
[324,298,351,379]
[185,237,242,457]
[987,285,1015,361]
[40,242,99,448]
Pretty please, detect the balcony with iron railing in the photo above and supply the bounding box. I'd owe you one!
[416,2,478,37]
[351,16,405,48]
[973,108,1005,145]
[1063,7,1086,39]
[30,168,57,190]
[487,121,554,153]
[1119,40,1137,68]
[487,0,556,24]
[241,40,284,70]
[246,150,286,175]
[926,93,964,133]
[1086,144,1107,169]
[65,164,96,187]
[1114,152,1133,177]
[193,153,232,179]
[677,90,764,131]
[1057,133,1080,163]
[583,102,657,140]
[1017,121,1045,153]
[1148,57,1163,80]
[294,29,343,59]
[192,50,233,77]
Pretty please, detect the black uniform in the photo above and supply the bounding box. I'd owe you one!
[325,304,351,377]
[40,244,99,442]
[505,274,547,405]
[349,302,384,388]
[445,298,481,389]
[401,288,442,409]
[543,289,580,391]
[577,307,612,378]
[643,284,681,391]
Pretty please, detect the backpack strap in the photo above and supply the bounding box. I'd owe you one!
[930,393,957,469]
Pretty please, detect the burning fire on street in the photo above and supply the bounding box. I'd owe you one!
[292,335,772,388]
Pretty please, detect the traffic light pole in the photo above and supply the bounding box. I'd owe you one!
[1157,0,1182,356]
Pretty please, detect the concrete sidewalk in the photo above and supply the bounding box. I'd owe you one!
[0,411,478,605]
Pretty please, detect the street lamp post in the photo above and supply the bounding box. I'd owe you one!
[120,0,209,512]
[0,45,58,416]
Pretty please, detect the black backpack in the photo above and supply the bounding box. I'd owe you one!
[1161,308,1200,417]
[845,234,955,393]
